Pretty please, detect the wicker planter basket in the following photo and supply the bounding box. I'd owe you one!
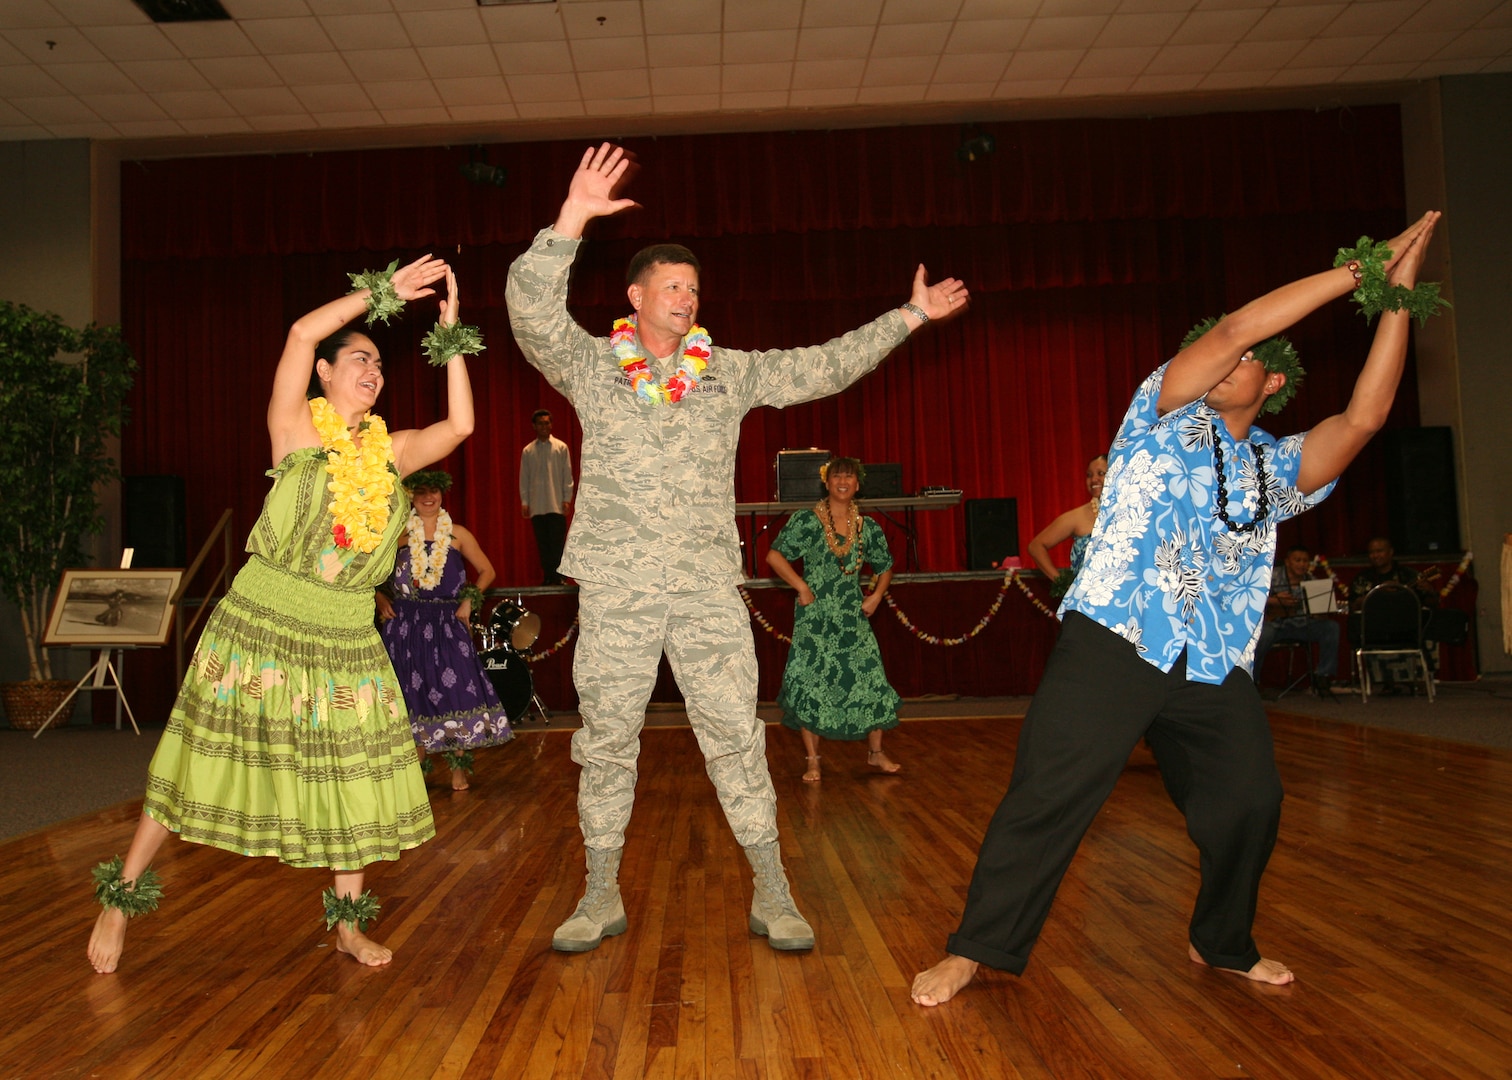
[1,680,76,731]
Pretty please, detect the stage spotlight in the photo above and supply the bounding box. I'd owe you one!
[956,130,996,163]
[460,159,508,189]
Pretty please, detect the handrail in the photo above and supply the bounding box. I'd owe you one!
[171,509,235,684]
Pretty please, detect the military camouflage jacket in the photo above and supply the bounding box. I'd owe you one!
[506,226,911,592]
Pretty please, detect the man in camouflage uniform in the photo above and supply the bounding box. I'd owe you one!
[506,143,969,952]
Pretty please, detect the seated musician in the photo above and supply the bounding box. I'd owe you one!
[1348,537,1439,606]
[1254,545,1340,698]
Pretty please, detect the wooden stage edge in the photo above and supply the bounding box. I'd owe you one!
[2,713,1509,1079]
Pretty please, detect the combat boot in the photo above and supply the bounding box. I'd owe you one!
[552,847,627,952]
[744,840,815,950]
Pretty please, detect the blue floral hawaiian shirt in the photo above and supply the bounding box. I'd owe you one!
[1061,362,1336,684]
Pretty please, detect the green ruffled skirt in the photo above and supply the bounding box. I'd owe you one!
[144,556,435,870]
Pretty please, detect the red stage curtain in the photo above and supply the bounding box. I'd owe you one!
[120,108,1418,592]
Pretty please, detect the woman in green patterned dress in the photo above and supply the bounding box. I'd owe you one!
[88,255,481,973]
[766,456,902,782]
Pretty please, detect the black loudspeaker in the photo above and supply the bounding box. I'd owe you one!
[123,475,187,568]
[1383,428,1460,554]
[965,497,1018,570]
[858,463,903,499]
[773,449,829,502]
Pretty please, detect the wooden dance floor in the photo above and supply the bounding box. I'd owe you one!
[4,713,1511,1079]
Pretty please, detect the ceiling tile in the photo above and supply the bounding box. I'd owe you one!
[79,25,180,62]
[1399,0,1502,32]
[721,88,789,107]
[1095,11,1184,46]
[1337,60,1420,81]
[48,62,138,94]
[646,32,721,63]
[650,64,720,94]
[398,9,486,48]
[722,60,791,91]
[1479,1,1512,28]
[802,0,884,29]
[1128,71,1205,92]
[796,26,874,59]
[0,39,27,64]
[343,47,427,79]
[642,0,722,35]
[1359,29,1456,62]
[1077,45,1158,75]
[446,102,519,121]
[506,72,582,101]
[306,0,390,13]
[651,91,720,111]
[854,83,926,102]
[994,77,1070,97]
[1004,48,1084,78]
[433,74,510,104]
[111,119,185,136]
[1437,25,1512,58]
[961,0,1039,15]
[1144,41,1230,73]
[1198,68,1269,90]
[1169,9,1264,46]
[222,84,305,112]
[33,121,114,137]
[1048,0,1122,13]
[0,98,27,122]
[943,18,1029,53]
[1116,0,1198,12]
[240,16,335,53]
[158,22,260,58]
[1325,0,1418,37]
[362,78,440,107]
[560,2,643,39]
[12,96,101,123]
[723,0,801,32]
[149,88,238,117]
[0,3,71,31]
[1411,56,1493,75]
[392,0,478,9]
[318,13,410,51]
[791,57,866,88]
[6,28,107,64]
[1224,39,1306,67]
[78,92,168,120]
[569,35,647,69]
[247,112,320,130]
[495,40,574,74]
[925,79,994,99]
[0,65,66,95]
[1021,14,1109,49]
[119,59,213,92]
[1246,5,1347,42]
[290,81,371,109]
[1289,33,1380,66]
[192,54,284,87]
[478,4,566,43]
[723,28,798,61]
[1193,0,1272,10]
[872,22,950,57]
[585,94,652,114]
[863,55,937,84]
[579,68,650,97]
[936,52,1007,81]
[418,43,500,77]
[515,99,585,118]
[788,86,857,106]
[1062,73,1135,94]
[882,0,962,22]
[178,115,253,134]
[267,51,357,83]
[1268,64,1344,85]
[57,0,153,27]
[313,109,384,126]
[224,0,315,15]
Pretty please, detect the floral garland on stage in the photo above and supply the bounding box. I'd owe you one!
[1435,551,1473,598]
[406,509,452,590]
[309,397,396,553]
[1313,551,1472,600]
[738,586,792,644]
[611,314,712,404]
[524,616,579,663]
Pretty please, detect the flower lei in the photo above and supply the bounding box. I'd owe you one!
[611,314,712,404]
[310,397,396,553]
[406,508,452,590]
[815,500,865,575]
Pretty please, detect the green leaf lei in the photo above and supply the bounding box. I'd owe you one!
[322,886,382,931]
[92,856,163,917]
[458,582,484,608]
[348,258,404,326]
[1334,236,1449,326]
[421,321,486,366]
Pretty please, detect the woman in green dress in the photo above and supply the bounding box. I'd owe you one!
[766,456,902,782]
[88,255,481,973]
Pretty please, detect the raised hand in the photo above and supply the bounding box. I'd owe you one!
[392,254,449,302]
[907,265,970,324]
[438,266,459,328]
[1386,210,1440,288]
[555,143,640,238]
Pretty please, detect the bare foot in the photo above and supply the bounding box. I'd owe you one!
[336,923,393,966]
[87,907,129,974]
[867,749,902,774]
[451,769,470,791]
[1188,943,1294,984]
[911,954,979,1005]
[803,755,821,783]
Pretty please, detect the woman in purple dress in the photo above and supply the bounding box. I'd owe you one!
[378,471,512,790]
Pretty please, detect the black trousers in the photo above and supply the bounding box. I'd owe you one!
[531,512,567,585]
[947,613,1283,975]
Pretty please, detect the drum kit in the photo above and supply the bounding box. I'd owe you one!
[474,598,550,724]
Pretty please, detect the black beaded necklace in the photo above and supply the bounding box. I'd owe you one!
[1211,419,1270,533]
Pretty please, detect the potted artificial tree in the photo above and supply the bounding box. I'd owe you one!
[0,300,134,728]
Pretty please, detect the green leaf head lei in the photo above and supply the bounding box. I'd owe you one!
[1181,317,1304,416]
[402,469,452,493]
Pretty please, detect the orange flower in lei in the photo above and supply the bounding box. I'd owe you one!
[610,314,712,404]
[309,396,397,554]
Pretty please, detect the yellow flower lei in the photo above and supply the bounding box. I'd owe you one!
[309,397,396,554]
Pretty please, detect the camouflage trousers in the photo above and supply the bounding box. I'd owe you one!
[572,582,778,851]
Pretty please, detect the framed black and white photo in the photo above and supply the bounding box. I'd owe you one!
[42,569,183,647]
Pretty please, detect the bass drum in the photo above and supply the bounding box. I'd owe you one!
[480,646,533,723]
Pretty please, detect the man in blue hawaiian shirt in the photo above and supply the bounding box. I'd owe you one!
[913,210,1441,1006]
